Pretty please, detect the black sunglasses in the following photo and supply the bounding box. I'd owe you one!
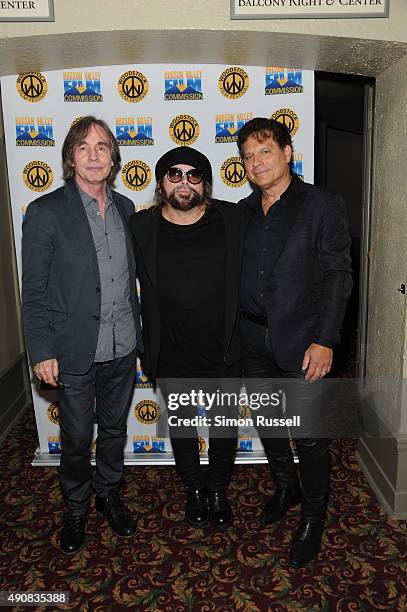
[166,167,203,185]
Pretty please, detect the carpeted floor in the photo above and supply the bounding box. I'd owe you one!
[0,405,406,611]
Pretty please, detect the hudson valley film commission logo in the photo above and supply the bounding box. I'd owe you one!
[63,72,103,102]
[121,160,152,191]
[164,70,203,101]
[118,70,149,103]
[16,117,55,146]
[16,72,48,103]
[169,114,200,146]
[218,67,249,100]
[134,400,161,425]
[265,67,303,96]
[220,156,247,188]
[23,161,53,192]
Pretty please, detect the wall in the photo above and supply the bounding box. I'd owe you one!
[0,93,31,443]
[0,1,406,78]
[358,52,407,517]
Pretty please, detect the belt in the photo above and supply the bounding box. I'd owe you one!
[241,310,268,327]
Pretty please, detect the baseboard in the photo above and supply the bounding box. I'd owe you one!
[0,353,31,446]
[357,435,407,519]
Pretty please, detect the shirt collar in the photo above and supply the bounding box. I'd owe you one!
[248,176,293,211]
[77,182,113,209]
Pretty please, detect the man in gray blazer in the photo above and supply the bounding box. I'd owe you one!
[22,116,143,554]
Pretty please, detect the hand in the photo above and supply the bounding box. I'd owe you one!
[302,344,333,382]
[33,358,59,387]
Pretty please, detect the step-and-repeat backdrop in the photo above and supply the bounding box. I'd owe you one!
[1,64,314,464]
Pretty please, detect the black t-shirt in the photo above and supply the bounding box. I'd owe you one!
[157,207,226,377]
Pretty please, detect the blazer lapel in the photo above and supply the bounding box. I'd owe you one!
[266,180,306,277]
[131,210,159,289]
[214,201,240,352]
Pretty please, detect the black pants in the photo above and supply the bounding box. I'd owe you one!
[158,369,239,492]
[58,349,136,515]
[241,317,329,520]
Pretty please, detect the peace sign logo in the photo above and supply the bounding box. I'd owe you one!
[218,67,249,100]
[271,108,300,137]
[169,114,200,146]
[220,156,247,188]
[17,72,48,102]
[134,400,161,425]
[23,161,54,192]
[121,160,152,191]
[118,70,149,103]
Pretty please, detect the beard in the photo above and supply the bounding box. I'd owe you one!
[163,185,205,211]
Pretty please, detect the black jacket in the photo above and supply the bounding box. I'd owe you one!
[129,200,242,380]
[240,175,353,370]
[22,180,143,374]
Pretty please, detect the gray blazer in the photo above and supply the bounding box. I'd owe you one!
[22,180,143,375]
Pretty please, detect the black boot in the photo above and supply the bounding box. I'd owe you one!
[60,512,87,555]
[208,491,233,529]
[185,489,209,527]
[95,494,136,537]
[260,484,301,525]
[289,518,324,566]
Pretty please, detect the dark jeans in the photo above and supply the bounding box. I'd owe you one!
[241,317,329,520]
[58,349,137,515]
[158,367,240,492]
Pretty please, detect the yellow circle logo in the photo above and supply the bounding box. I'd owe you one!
[71,116,85,128]
[271,108,299,137]
[198,436,207,454]
[23,161,54,192]
[118,71,149,103]
[47,402,60,424]
[134,399,160,425]
[169,115,200,147]
[121,160,152,191]
[220,157,247,188]
[16,72,48,103]
[218,67,249,99]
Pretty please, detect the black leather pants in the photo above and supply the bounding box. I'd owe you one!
[241,317,329,520]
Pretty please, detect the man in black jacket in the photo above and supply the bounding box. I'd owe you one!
[238,118,352,566]
[129,147,241,529]
[22,116,143,554]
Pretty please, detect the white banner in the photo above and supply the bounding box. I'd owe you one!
[1,62,314,464]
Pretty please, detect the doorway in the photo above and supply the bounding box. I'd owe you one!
[314,71,375,379]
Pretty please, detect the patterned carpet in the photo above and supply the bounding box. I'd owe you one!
[0,406,406,611]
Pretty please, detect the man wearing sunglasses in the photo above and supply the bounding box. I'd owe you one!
[129,146,241,529]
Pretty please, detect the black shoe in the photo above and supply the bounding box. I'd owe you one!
[60,512,86,555]
[185,489,209,527]
[95,494,136,538]
[289,519,324,566]
[260,486,301,525]
[208,491,233,529]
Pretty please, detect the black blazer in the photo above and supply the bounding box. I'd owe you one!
[240,175,353,371]
[129,200,242,381]
[22,180,143,374]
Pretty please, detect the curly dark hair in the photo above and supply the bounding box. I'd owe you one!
[237,117,292,154]
[61,116,120,184]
